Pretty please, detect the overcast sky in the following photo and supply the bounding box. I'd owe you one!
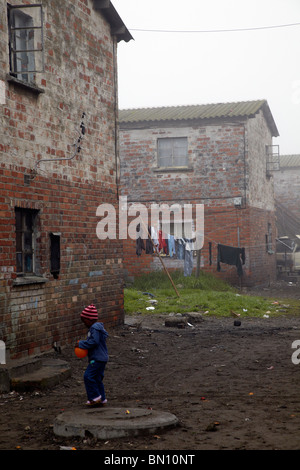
[112,0,300,155]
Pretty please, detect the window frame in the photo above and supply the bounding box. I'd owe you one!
[266,222,274,254]
[15,207,39,276]
[7,3,44,85]
[157,137,188,168]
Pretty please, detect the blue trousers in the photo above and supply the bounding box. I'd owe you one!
[84,360,106,402]
[184,249,194,277]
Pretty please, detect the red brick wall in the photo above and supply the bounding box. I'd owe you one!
[120,124,246,203]
[0,165,124,359]
[120,110,277,287]
[0,0,124,359]
[122,204,276,288]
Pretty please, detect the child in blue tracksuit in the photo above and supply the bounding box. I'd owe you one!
[78,304,109,407]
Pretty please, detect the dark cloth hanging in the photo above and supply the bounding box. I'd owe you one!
[145,226,154,254]
[136,224,145,256]
[217,244,245,277]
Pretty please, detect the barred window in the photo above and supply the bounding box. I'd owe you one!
[8,3,44,84]
[15,208,39,274]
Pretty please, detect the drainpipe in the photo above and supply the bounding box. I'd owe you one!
[113,36,119,201]
[242,124,247,206]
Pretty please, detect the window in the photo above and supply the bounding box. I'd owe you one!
[15,208,38,274]
[157,137,188,168]
[266,144,280,174]
[50,232,60,279]
[8,4,44,84]
[266,223,274,254]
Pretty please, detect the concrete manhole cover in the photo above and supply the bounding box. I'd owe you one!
[53,407,178,440]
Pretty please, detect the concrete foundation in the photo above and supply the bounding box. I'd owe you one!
[53,407,179,440]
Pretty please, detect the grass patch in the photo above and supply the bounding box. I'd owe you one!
[124,270,293,318]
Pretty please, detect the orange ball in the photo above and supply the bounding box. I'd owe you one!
[74,347,88,358]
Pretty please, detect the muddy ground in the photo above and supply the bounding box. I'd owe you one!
[1,280,300,452]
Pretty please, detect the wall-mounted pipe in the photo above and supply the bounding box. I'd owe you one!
[30,112,86,179]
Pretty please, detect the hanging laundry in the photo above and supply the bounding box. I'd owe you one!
[217,244,245,277]
[184,249,194,277]
[184,238,194,252]
[136,223,145,256]
[168,234,175,257]
[158,230,168,254]
[175,238,185,260]
[151,226,159,247]
[145,226,154,254]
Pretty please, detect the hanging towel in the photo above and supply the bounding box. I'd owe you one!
[217,244,245,277]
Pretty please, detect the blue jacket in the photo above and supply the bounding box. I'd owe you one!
[79,322,109,362]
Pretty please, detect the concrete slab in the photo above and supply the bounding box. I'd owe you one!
[10,358,71,392]
[53,407,179,440]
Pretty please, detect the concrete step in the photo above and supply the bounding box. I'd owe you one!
[0,357,71,393]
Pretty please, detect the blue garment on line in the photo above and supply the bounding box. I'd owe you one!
[176,239,185,260]
[168,235,175,257]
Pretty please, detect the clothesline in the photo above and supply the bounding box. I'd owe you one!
[135,224,195,277]
[206,236,272,250]
[135,220,272,280]
[136,220,271,251]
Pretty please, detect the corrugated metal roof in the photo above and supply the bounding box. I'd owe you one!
[119,100,279,136]
[279,154,300,167]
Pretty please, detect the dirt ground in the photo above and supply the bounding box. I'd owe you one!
[1,280,300,452]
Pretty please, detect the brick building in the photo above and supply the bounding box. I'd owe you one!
[273,155,300,273]
[119,100,279,287]
[274,155,300,221]
[0,0,132,359]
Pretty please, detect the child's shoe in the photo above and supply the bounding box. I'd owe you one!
[86,395,102,407]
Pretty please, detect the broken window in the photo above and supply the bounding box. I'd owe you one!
[15,208,39,274]
[157,137,188,168]
[7,3,44,84]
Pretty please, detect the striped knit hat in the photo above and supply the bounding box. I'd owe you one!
[81,304,98,321]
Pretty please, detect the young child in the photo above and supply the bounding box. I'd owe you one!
[78,304,109,407]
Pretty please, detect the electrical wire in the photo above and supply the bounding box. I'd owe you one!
[130,22,300,34]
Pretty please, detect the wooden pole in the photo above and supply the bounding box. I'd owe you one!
[139,218,180,298]
[196,249,201,278]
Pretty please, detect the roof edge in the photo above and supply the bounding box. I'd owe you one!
[93,0,133,43]
[261,101,279,137]
[119,100,279,137]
